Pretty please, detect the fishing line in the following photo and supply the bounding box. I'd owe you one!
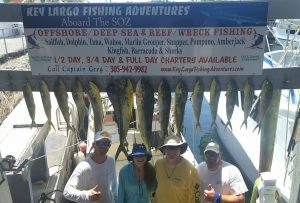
[28,139,87,163]
[38,189,63,203]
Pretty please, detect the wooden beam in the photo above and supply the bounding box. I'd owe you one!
[0,68,299,92]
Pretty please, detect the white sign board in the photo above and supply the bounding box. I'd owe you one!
[22,2,268,76]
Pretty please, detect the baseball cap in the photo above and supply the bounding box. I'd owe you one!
[94,130,111,142]
[204,141,220,154]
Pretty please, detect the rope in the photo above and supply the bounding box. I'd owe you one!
[30,120,138,164]
[38,189,63,203]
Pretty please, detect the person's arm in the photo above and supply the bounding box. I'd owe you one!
[63,169,93,202]
[220,193,245,203]
[219,165,247,203]
[117,168,125,203]
[204,185,245,203]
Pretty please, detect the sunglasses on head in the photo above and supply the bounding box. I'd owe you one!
[95,141,111,147]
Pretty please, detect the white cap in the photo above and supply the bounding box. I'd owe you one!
[94,130,111,142]
[204,142,220,154]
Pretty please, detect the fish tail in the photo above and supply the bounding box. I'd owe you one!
[229,122,232,131]
[210,122,217,130]
[115,144,128,160]
[31,120,37,129]
[240,120,248,129]
[224,121,232,131]
[195,121,202,130]
[175,133,183,142]
[253,122,261,134]
[67,125,69,137]
[160,131,168,146]
[257,127,261,134]
[66,123,73,137]
[176,132,183,141]
[79,128,87,142]
[49,120,56,130]
[152,135,158,149]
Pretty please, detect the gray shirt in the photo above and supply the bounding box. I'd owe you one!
[63,155,117,203]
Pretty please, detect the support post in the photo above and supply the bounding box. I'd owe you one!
[0,152,13,203]
[6,169,33,203]
[2,29,8,55]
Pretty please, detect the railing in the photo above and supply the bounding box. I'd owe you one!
[0,27,26,61]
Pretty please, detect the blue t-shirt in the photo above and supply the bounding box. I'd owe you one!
[118,163,155,203]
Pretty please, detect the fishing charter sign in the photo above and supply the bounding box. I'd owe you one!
[22,2,268,76]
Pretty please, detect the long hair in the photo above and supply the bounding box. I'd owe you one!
[144,162,156,191]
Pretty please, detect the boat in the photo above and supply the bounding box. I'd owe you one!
[208,20,300,203]
[268,19,300,49]
[0,22,23,38]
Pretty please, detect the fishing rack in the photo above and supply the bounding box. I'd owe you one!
[0,68,300,92]
[1,2,300,92]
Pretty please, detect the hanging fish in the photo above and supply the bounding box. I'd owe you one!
[107,82,120,124]
[287,107,300,157]
[157,79,171,146]
[210,78,221,130]
[240,79,255,129]
[87,81,104,133]
[72,78,87,142]
[39,80,55,130]
[136,78,154,150]
[253,79,273,134]
[174,80,188,138]
[54,79,72,136]
[23,82,36,128]
[225,79,238,130]
[192,80,204,130]
[107,78,133,160]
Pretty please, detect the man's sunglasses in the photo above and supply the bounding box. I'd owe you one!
[95,141,111,147]
[205,151,219,158]
[164,146,180,151]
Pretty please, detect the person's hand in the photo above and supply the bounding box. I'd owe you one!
[88,185,101,201]
[204,184,215,202]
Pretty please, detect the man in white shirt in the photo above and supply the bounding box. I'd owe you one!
[196,141,248,203]
[63,130,117,203]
